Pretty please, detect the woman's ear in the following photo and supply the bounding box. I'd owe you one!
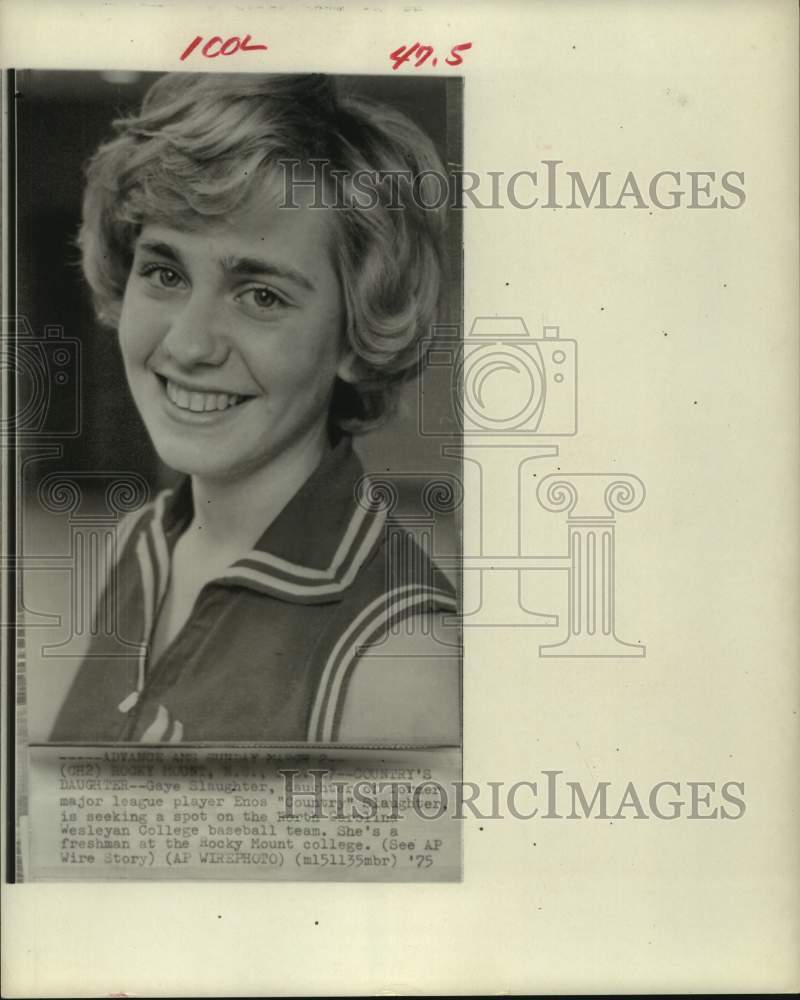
[336,351,358,384]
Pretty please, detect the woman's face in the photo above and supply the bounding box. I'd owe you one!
[117,193,351,483]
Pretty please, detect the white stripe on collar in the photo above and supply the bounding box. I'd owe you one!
[230,492,373,581]
[118,489,172,713]
[136,476,386,603]
[216,492,387,598]
[307,583,458,742]
[148,489,171,609]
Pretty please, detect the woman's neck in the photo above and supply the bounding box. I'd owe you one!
[186,425,330,554]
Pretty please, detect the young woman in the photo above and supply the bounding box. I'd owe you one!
[49,72,460,745]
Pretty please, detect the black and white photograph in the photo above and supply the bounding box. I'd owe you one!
[14,69,463,747]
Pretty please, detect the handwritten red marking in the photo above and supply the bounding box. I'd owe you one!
[389,41,472,70]
[202,36,224,57]
[446,42,472,66]
[180,34,268,62]
[389,42,419,71]
[179,36,202,61]
[414,44,434,67]
[240,34,268,52]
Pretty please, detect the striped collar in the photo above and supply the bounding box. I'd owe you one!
[150,436,387,606]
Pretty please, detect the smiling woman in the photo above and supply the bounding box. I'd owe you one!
[44,72,462,746]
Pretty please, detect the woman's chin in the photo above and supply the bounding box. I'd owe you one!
[152,444,247,482]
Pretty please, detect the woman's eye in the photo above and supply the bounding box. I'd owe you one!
[140,264,186,290]
[239,288,285,311]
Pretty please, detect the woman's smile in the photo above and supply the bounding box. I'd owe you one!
[158,374,252,415]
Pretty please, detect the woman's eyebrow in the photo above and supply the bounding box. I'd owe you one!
[136,239,184,265]
[220,254,316,293]
[135,239,316,294]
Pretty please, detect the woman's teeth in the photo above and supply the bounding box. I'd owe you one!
[165,379,246,413]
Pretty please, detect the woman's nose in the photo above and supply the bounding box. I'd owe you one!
[161,295,229,367]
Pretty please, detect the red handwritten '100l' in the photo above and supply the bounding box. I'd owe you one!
[180,35,268,61]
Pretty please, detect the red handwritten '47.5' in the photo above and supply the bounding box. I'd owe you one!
[389,41,472,71]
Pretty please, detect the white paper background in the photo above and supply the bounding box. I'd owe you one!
[2,0,798,994]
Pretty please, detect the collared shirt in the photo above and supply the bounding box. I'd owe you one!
[49,437,457,744]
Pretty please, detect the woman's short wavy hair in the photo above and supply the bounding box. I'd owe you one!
[79,72,449,432]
